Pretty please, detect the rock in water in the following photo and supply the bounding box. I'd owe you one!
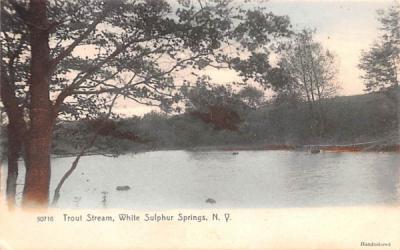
[116,185,131,191]
[206,198,216,204]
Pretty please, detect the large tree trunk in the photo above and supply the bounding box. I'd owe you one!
[21,0,53,208]
[6,123,22,209]
[1,82,25,210]
[22,130,52,207]
[1,65,27,210]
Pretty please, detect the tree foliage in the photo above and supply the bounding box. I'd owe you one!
[359,3,400,92]
[271,29,340,103]
[268,29,340,139]
[2,0,292,120]
[181,76,249,130]
[238,85,265,109]
[0,0,292,206]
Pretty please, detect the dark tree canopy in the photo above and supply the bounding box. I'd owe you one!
[181,76,250,130]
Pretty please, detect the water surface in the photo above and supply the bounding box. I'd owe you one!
[4,150,400,208]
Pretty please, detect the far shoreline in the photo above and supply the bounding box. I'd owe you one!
[50,142,400,158]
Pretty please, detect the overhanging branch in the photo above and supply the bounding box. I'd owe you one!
[50,7,110,72]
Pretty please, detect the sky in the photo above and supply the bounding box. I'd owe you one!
[115,0,394,116]
[267,0,393,95]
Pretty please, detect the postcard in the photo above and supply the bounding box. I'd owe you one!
[0,0,399,249]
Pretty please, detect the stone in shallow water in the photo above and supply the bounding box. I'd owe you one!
[116,185,131,191]
[206,198,216,204]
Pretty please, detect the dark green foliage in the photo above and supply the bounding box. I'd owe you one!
[181,77,265,130]
[181,76,252,130]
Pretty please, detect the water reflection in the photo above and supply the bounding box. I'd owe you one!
[186,150,238,162]
[370,154,400,203]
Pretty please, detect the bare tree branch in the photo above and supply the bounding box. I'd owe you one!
[51,93,119,206]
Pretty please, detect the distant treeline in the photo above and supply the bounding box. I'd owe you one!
[50,88,399,155]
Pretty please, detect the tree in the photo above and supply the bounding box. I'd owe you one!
[0,0,291,207]
[181,76,247,130]
[238,86,265,109]
[271,29,340,139]
[359,3,399,92]
[0,1,29,209]
[181,76,265,130]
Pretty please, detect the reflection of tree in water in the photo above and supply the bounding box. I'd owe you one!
[396,174,400,203]
[73,196,82,208]
[370,155,400,203]
[187,151,238,162]
[101,191,108,209]
[283,153,338,194]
